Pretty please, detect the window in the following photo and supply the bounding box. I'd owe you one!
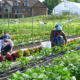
[15,3,18,6]
[15,15,18,18]
[24,2,28,6]
[14,8,18,13]
[5,5,8,12]
[9,6,12,12]
[22,8,25,11]
[0,9,1,12]
[29,9,30,11]
[5,5,8,8]
[0,3,2,7]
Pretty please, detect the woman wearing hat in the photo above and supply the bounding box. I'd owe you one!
[0,34,14,56]
[50,24,67,47]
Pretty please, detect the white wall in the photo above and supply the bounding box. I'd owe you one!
[53,1,80,15]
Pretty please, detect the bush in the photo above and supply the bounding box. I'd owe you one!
[16,50,23,57]
[23,50,30,56]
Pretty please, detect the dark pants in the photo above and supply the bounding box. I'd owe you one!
[51,36,64,47]
[1,44,11,56]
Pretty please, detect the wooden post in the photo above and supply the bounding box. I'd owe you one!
[8,6,10,33]
[32,8,34,43]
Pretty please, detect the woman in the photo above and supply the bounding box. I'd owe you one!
[0,34,14,56]
[50,24,67,47]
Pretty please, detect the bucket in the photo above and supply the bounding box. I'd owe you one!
[41,41,51,48]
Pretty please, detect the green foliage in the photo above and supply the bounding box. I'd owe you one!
[62,45,70,53]
[23,50,30,56]
[40,48,51,57]
[16,50,23,57]
[52,46,61,54]
[16,57,29,67]
[28,49,34,54]
[62,12,70,15]
[38,46,42,52]
[34,47,39,53]
[42,0,61,14]
[0,60,12,73]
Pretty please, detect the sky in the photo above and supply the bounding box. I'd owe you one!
[39,0,44,2]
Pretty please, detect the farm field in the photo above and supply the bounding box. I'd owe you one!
[0,39,80,80]
[0,15,80,48]
[0,15,80,80]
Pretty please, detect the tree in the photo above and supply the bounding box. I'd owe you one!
[42,0,80,14]
[42,0,62,14]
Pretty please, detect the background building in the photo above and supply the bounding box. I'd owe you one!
[53,1,80,15]
[0,0,48,18]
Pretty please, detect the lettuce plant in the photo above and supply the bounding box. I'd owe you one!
[0,60,12,73]
[52,46,61,54]
[0,56,4,62]
[23,50,30,56]
[16,50,23,58]
[5,54,13,61]
[11,53,18,61]
[16,57,29,67]
[40,48,51,57]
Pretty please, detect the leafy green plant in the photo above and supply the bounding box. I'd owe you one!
[16,50,23,57]
[0,60,12,73]
[23,50,30,56]
[40,48,51,57]
[34,47,39,53]
[52,46,61,54]
[16,57,29,67]
[31,53,39,65]
[38,46,42,52]
[61,45,70,53]
[28,49,34,54]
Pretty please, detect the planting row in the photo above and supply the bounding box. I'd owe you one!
[8,49,80,80]
[0,39,79,75]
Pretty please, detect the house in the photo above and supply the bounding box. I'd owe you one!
[52,1,80,15]
[0,0,48,18]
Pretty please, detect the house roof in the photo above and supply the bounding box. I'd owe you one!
[31,1,47,8]
[2,0,39,7]
[6,1,13,6]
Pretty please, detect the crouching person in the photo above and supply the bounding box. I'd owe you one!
[0,34,14,56]
[50,24,68,47]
